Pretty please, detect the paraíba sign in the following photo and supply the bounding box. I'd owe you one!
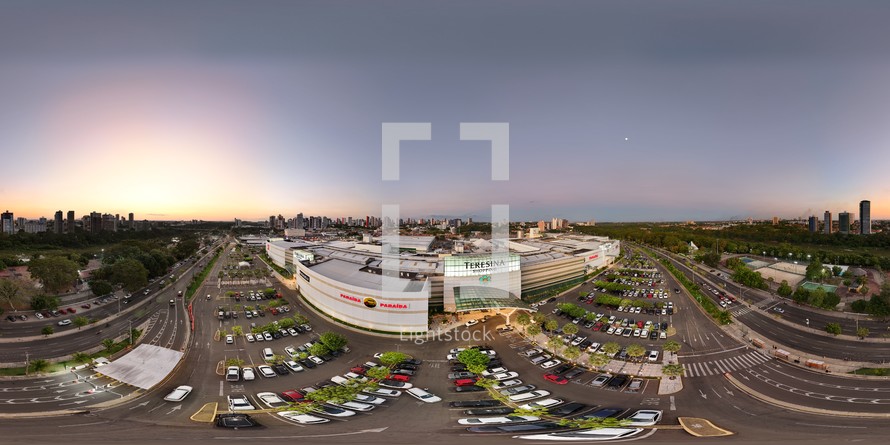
[339,293,408,309]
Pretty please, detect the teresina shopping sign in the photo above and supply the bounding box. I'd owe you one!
[444,254,520,277]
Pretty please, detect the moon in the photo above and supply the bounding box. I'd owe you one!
[625,137,629,141]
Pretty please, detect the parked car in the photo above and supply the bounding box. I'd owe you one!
[276,411,329,425]
[624,409,662,426]
[227,395,255,411]
[407,387,442,403]
[256,392,289,409]
[543,373,568,384]
[215,413,259,428]
[225,366,240,382]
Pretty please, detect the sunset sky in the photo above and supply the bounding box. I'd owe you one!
[2,0,890,222]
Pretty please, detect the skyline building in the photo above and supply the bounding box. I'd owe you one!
[860,200,871,235]
[808,215,818,233]
[824,210,832,234]
[54,210,63,234]
[1,210,13,235]
[839,212,851,234]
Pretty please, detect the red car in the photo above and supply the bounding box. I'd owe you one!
[67,307,76,314]
[453,378,478,387]
[543,373,569,385]
[280,390,306,402]
[592,322,604,331]
[350,366,367,375]
[388,374,411,382]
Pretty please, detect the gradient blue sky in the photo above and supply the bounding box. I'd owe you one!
[1,0,889,222]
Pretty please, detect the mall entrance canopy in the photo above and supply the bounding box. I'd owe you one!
[93,344,184,390]
[452,286,532,313]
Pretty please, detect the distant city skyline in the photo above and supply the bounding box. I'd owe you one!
[2,1,890,221]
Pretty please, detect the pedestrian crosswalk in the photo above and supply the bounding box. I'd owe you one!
[682,351,771,377]
[729,306,754,317]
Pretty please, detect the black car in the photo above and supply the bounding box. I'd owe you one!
[661,322,668,330]
[563,368,585,379]
[299,359,317,369]
[448,399,500,408]
[550,402,588,417]
[402,358,423,366]
[605,374,629,390]
[396,363,418,371]
[467,422,562,434]
[465,407,515,416]
[453,385,484,393]
[552,364,572,375]
[320,353,334,362]
[649,330,659,340]
[271,364,289,375]
[578,407,623,419]
[448,371,476,379]
[391,368,415,376]
[450,364,468,372]
[215,413,260,428]
[271,331,281,339]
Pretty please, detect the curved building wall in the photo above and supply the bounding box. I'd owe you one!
[294,262,430,333]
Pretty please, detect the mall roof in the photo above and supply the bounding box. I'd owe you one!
[93,344,184,390]
[309,258,427,293]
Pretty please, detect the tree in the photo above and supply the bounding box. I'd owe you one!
[378,351,409,367]
[625,344,646,360]
[89,279,113,297]
[0,278,25,311]
[662,340,682,354]
[309,342,331,357]
[588,353,611,369]
[318,331,348,352]
[28,256,80,294]
[231,325,243,337]
[30,294,60,311]
[102,338,116,352]
[662,363,685,379]
[563,345,581,361]
[562,323,579,336]
[543,318,558,332]
[73,316,89,329]
[777,280,793,298]
[41,326,54,336]
[601,342,620,357]
[72,352,92,366]
[365,366,390,381]
[225,358,245,367]
[28,359,50,374]
[825,322,842,335]
[546,336,564,354]
[832,265,842,277]
[516,312,531,327]
[808,287,827,308]
[526,324,542,336]
[457,349,491,371]
[805,259,825,281]
[856,327,869,339]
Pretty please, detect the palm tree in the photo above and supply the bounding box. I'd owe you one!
[588,353,611,370]
[28,359,50,374]
[562,323,579,336]
[526,324,542,337]
[102,338,116,352]
[662,340,682,354]
[72,352,92,366]
[563,345,581,361]
[662,363,684,380]
[601,342,620,357]
[626,343,646,360]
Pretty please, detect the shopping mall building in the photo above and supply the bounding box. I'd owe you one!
[262,235,619,334]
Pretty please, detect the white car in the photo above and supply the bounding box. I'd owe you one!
[227,395,254,411]
[648,350,659,362]
[284,346,298,357]
[516,428,644,441]
[379,380,413,389]
[449,347,467,355]
[465,319,479,327]
[492,379,523,389]
[458,415,540,425]
[482,367,508,376]
[276,411,329,425]
[245,333,255,342]
[491,371,520,381]
[284,360,304,372]
[363,388,401,398]
[256,391,289,409]
[540,360,562,369]
[406,387,442,403]
[287,328,300,336]
[312,405,356,417]
[225,335,234,344]
[241,367,256,381]
[521,348,542,357]
[57,319,72,326]
[330,400,375,411]
[225,366,240,382]
[508,390,551,402]
[263,332,273,341]
[344,372,368,382]
[518,398,563,410]
[163,385,193,402]
[254,332,264,342]
[587,343,601,354]
[257,365,276,378]
[625,409,663,426]
[330,375,350,386]
[353,394,386,405]
[308,355,325,365]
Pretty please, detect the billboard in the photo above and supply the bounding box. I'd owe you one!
[444,254,520,277]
